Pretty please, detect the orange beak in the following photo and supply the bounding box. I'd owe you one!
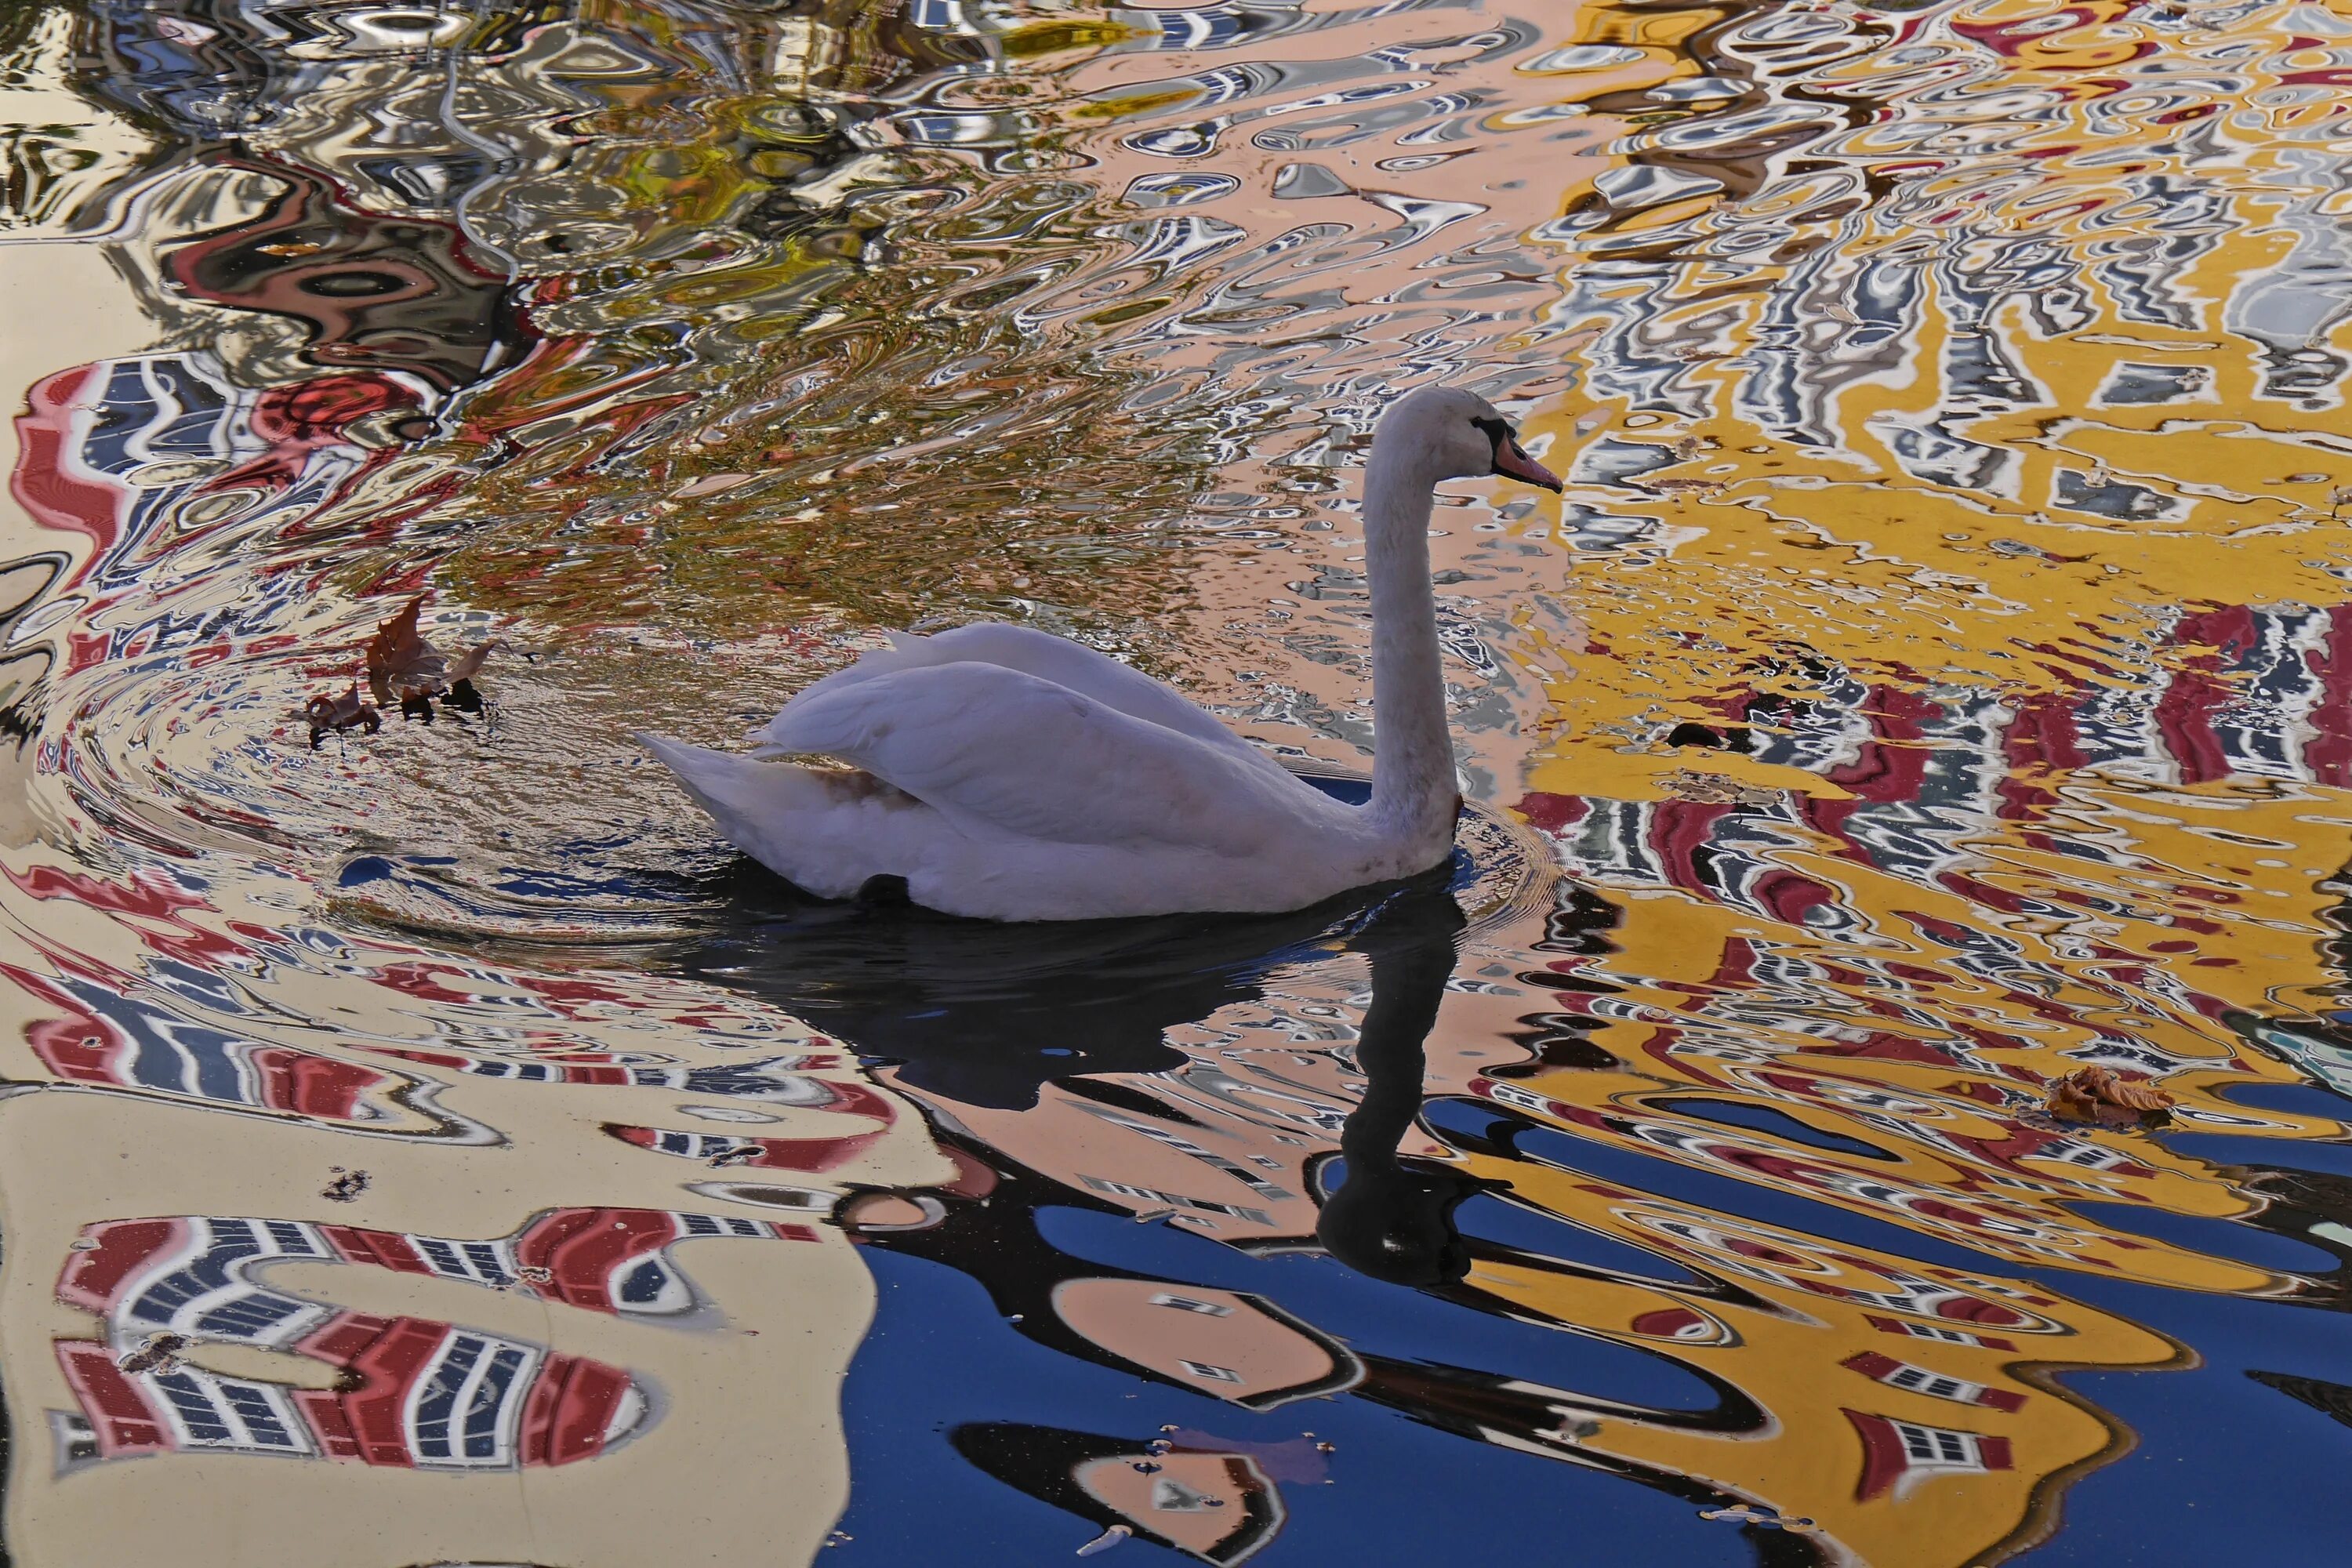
[1494,437,1563,492]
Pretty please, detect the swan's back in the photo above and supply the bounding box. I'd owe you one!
[759,623,1287,779]
[759,659,1334,854]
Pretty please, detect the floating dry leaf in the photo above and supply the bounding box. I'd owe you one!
[365,596,495,715]
[2046,1065,2176,1123]
[445,638,499,686]
[365,596,443,705]
[302,685,379,748]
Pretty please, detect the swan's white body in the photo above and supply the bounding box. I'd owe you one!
[641,387,1560,921]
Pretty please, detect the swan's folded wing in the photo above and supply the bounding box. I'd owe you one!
[760,622,1283,775]
[759,660,1308,853]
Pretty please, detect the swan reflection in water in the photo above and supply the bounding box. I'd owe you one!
[673,776,1496,1285]
[702,835,1802,1566]
[669,776,1498,1112]
[1306,877,1494,1287]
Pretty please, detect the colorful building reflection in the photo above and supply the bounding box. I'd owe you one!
[50,1207,811,1472]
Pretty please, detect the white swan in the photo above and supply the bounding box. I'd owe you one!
[639,386,1563,921]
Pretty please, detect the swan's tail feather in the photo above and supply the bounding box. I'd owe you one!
[637,733,894,902]
[635,731,742,818]
[636,731,826,837]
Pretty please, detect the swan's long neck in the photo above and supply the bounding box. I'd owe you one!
[1363,433,1456,848]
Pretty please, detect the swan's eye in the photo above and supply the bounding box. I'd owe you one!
[1471,416,1522,468]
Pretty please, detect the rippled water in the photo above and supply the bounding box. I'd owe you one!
[5,0,2352,1562]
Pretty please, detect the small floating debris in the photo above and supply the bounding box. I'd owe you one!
[1076,1524,1131,1556]
[2046,1065,2175,1125]
[117,1331,187,1375]
[321,1166,370,1202]
[1660,768,1781,807]
[1700,1503,1817,1533]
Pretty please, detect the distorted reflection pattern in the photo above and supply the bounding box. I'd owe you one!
[2,0,2351,1566]
[54,1209,803,1471]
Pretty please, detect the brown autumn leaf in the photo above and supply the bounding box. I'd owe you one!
[365,596,445,705]
[445,639,499,685]
[302,684,379,748]
[364,597,496,717]
[2046,1065,2176,1123]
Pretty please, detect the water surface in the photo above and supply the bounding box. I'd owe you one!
[5,1,2352,1563]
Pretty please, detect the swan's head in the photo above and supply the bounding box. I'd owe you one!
[1314,1158,1482,1287]
[1382,385,1563,492]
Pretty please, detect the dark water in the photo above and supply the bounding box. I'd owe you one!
[4,2,2352,1564]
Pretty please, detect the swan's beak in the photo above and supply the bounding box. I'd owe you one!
[1494,436,1563,492]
